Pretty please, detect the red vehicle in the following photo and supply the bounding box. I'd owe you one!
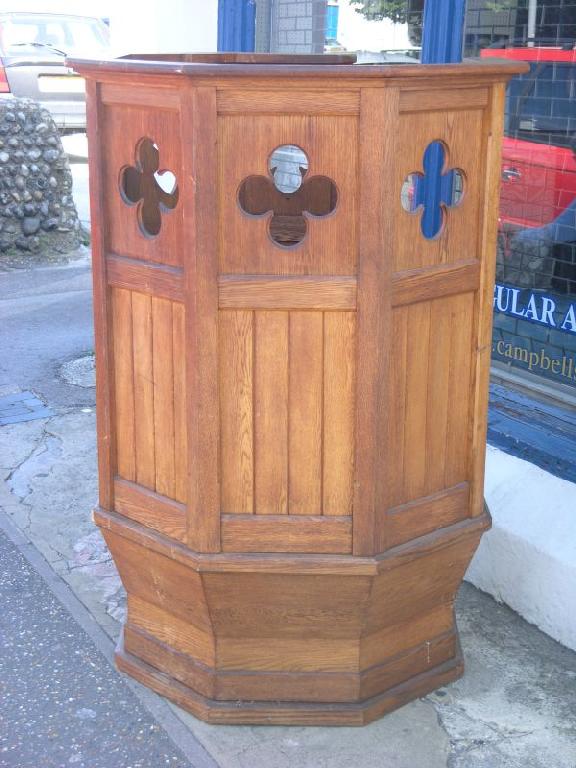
[481,45,576,231]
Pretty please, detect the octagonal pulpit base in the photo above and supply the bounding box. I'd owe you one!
[115,632,464,726]
[96,505,490,727]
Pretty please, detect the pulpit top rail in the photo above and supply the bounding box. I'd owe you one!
[68,53,528,80]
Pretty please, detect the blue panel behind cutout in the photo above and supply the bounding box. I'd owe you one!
[414,141,460,238]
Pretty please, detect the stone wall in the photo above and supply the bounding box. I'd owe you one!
[0,98,82,258]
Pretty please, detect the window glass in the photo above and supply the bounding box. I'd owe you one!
[331,0,576,396]
[482,46,576,392]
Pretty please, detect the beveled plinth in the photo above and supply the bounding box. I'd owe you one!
[97,505,489,725]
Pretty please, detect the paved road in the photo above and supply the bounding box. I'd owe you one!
[0,525,192,768]
[0,134,93,408]
[0,260,94,408]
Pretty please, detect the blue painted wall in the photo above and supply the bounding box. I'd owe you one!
[218,0,256,52]
[421,0,466,64]
[326,3,339,41]
[418,0,467,240]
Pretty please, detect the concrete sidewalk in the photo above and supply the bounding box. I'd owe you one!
[1,261,576,768]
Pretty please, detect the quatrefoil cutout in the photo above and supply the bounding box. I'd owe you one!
[120,137,179,238]
[401,141,464,239]
[238,145,338,247]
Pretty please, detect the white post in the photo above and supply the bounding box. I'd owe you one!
[527,0,537,46]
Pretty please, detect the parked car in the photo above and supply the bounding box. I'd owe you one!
[0,12,110,132]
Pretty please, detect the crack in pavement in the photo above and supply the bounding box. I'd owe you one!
[428,676,565,768]
[6,417,61,503]
[1,407,126,629]
[4,423,50,490]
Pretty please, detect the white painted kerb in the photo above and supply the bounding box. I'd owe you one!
[466,445,576,651]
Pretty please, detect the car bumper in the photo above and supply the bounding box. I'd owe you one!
[40,100,86,131]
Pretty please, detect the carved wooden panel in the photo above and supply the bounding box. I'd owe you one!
[218,115,358,275]
[102,101,183,266]
[394,107,484,271]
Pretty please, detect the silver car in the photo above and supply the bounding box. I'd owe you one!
[0,12,110,132]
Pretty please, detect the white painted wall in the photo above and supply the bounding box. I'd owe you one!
[0,1,115,17]
[466,446,576,651]
[108,0,218,55]
[337,0,414,53]
[3,0,218,56]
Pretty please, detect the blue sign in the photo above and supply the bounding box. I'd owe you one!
[494,283,576,335]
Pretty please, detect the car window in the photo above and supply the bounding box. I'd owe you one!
[0,14,110,56]
[505,62,576,149]
[62,20,109,55]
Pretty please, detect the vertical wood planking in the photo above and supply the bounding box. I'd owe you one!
[470,83,506,516]
[289,312,323,516]
[402,302,431,501]
[254,311,289,515]
[85,79,115,510]
[152,297,175,499]
[111,288,135,482]
[323,312,355,516]
[220,311,254,514]
[445,293,474,488]
[182,86,220,551]
[172,303,187,504]
[354,87,398,554]
[425,298,452,495]
[132,292,156,489]
[388,307,408,508]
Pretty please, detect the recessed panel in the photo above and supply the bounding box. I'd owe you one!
[102,102,183,266]
[218,114,358,275]
[388,292,475,510]
[111,288,187,503]
[395,108,484,271]
[219,308,356,526]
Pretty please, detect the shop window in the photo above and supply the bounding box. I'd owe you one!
[484,49,576,392]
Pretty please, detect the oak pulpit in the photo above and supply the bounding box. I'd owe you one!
[70,52,524,725]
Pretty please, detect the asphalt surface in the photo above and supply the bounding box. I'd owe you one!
[0,260,94,408]
[0,526,194,768]
[0,136,93,409]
